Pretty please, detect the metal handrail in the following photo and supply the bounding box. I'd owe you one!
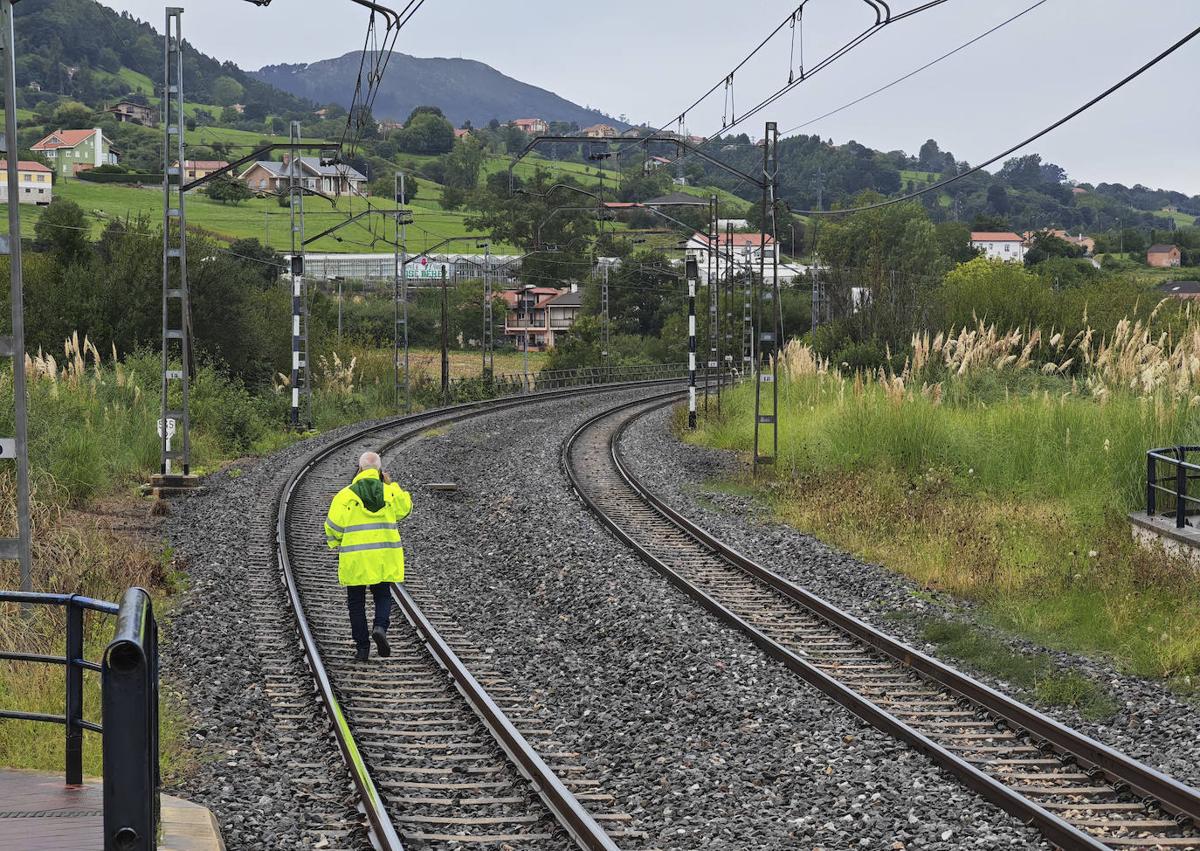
[0,587,160,850]
[1146,445,1200,528]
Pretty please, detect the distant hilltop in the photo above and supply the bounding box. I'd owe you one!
[253,51,625,130]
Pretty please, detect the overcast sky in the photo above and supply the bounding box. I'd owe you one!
[103,0,1199,194]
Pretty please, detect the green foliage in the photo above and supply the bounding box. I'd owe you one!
[394,112,455,155]
[211,76,245,108]
[206,176,252,205]
[33,197,88,265]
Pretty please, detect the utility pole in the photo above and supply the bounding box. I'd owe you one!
[441,266,450,405]
[687,258,698,430]
[742,245,753,374]
[159,7,193,483]
[753,122,781,473]
[703,195,716,413]
[393,172,410,411]
[601,264,610,379]
[1,0,31,592]
[705,196,715,415]
[720,220,729,388]
[811,167,824,334]
[287,120,310,429]
[481,241,493,384]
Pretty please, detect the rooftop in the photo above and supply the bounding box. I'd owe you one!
[971,231,1024,242]
[32,129,98,150]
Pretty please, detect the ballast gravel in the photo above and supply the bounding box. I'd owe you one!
[621,401,1200,792]
[384,389,1049,850]
[161,418,407,850]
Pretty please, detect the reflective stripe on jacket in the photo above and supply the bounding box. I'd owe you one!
[324,469,413,586]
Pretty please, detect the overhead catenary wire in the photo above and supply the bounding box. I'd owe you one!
[790,21,1200,215]
[779,0,1049,137]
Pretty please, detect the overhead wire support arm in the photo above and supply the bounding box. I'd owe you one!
[510,135,764,192]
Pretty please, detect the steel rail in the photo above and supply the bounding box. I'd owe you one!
[562,394,1200,851]
[275,376,685,850]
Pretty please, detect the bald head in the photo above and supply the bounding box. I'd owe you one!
[358,452,382,472]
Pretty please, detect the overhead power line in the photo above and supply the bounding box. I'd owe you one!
[779,0,1048,136]
[791,22,1200,215]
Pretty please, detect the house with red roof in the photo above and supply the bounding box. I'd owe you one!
[501,286,581,349]
[510,118,548,136]
[685,231,777,281]
[0,160,52,205]
[31,128,118,178]
[970,231,1026,263]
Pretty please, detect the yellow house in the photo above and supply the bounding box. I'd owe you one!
[0,160,53,205]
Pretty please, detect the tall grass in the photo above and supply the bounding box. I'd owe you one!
[693,321,1200,681]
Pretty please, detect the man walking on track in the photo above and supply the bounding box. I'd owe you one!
[325,451,413,661]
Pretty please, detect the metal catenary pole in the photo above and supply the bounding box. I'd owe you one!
[753,122,782,472]
[482,242,493,383]
[709,194,720,413]
[160,7,192,477]
[601,264,610,379]
[287,121,312,429]
[723,220,734,400]
[440,266,450,405]
[397,173,411,412]
[0,0,31,592]
[687,258,698,430]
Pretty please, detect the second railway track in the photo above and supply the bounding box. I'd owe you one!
[275,383,679,850]
[564,393,1200,851]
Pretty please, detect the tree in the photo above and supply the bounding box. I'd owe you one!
[207,176,252,205]
[34,198,89,265]
[212,75,244,107]
[442,137,484,192]
[986,184,1010,215]
[1024,232,1083,266]
[226,238,283,286]
[394,112,454,155]
[918,139,943,172]
[406,105,444,123]
[53,100,93,128]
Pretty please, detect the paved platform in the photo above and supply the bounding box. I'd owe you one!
[0,769,224,851]
[1129,511,1200,568]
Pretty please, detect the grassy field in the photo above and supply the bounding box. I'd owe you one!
[690,335,1200,688]
[0,178,521,253]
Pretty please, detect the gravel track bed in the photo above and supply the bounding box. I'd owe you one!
[385,388,1048,850]
[621,402,1200,792]
[162,418,402,850]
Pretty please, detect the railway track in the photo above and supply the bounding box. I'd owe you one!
[275,382,678,850]
[564,393,1200,851]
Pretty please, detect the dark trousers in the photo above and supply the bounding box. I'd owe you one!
[347,583,392,649]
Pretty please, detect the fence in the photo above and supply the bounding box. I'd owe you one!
[0,586,160,850]
[1146,446,1200,528]
[487,362,687,396]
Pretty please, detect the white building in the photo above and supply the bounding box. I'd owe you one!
[685,231,777,282]
[970,231,1026,263]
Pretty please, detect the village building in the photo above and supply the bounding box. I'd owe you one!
[238,156,368,197]
[970,231,1026,263]
[510,118,548,136]
[174,160,230,182]
[105,99,156,127]
[31,128,118,178]
[1147,244,1183,268]
[0,160,52,205]
[582,123,618,138]
[501,286,581,349]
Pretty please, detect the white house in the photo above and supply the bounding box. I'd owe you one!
[970,231,1026,263]
[685,232,778,283]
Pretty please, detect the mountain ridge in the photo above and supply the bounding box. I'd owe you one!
[253,51,625,130]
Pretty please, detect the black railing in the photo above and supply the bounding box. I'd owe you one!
[0,587,160,850]
[1146,446,1200,528]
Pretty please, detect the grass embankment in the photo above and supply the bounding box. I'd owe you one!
[690,325,1200,697]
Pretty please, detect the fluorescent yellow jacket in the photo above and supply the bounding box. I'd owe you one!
[324,469,413,586]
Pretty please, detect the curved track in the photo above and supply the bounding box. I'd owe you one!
[275,383,680,850]
[564,394,1200,851]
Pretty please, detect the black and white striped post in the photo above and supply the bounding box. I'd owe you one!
[687,258,698,430]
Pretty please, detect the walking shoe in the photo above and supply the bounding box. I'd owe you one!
[355,644,369,662]
[371,625,391,658]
